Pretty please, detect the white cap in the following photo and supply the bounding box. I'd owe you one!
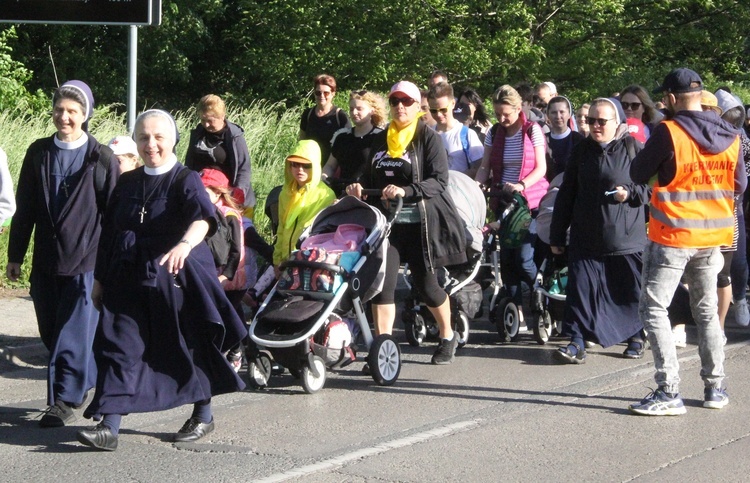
[544,81,557,94]
[108,135,139,157]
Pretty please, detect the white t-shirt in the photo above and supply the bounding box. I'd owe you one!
[437,122,484,174]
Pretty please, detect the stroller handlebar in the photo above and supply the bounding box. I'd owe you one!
[359,190,403,224]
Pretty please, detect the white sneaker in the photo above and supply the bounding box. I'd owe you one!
[733,298,750,327]
[672,328,687,348]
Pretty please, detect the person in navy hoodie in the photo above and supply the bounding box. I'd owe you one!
[6,80,120,427]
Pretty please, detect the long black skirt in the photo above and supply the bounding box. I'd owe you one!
[561,252,644,348]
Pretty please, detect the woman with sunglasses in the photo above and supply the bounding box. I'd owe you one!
[475,85,549,332]
[620,85,661,140]
[185,94,255,211]
[274,139,335,269]
[299,74,351,164]
[549,98,651,364]
[322,90,387,196]
[458,88,493,143]
[347,80,468,365]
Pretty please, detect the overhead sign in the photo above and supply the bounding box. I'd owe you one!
[0,0,162,26]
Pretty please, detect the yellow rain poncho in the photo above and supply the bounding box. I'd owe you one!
[273,140,335,265]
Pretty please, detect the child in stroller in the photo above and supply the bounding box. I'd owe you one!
[246,195,403,394]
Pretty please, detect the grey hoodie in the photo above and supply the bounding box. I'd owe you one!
[715,89,747,127]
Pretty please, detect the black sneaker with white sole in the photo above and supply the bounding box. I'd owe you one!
[431,333,458,365]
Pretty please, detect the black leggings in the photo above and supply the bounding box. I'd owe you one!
[372,224,447,307]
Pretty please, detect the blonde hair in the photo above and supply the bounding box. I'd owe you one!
[492,85,522,109]
[198,94,227,119]
[350,90,388,128]
[208,185,240,210]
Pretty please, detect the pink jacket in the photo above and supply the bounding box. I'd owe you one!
[488,111,549,210]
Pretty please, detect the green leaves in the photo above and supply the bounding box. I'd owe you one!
[2,0,749,112]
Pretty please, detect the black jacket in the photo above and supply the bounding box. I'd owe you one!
[365,121,467,270]
[550,128,651,258]
[8,134,119,276]
[186,120,255,207]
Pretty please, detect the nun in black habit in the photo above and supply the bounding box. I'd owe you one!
[77,110,246,451]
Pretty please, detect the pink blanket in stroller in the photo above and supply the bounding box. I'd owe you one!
[301,223,366,253]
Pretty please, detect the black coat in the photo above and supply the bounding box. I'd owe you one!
[550,129,651,258]
[365,121,467,270]
[8,135,119,276]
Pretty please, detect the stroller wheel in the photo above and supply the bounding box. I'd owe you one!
[301,355,327,394]
[495,298,520,343]
[453,311,470,348]
[247,352,273,390]
[368,334,401,386]
[533,313,550,345]
[403,312,427,347]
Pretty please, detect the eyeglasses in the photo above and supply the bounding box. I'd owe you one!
[429,107,450,115]
[389,97,417,107]
[585,117,614,126]
[289,162,312,170]
[620,101,642,111]
[315,90,332,97]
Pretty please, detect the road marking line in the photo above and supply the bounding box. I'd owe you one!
[256,419,480,482]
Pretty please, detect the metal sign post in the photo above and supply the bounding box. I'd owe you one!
[0,0,162,132]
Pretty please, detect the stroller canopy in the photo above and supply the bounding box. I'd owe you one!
[447,170,487,254]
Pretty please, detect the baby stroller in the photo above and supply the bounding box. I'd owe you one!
[247,195,402,394]
[529,173,566,344]
[484,191,534,342]
[401,171,486,348]
[529,255,566,344]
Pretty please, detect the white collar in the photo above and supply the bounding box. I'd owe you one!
[144,154,178,175]
[550,128,571,139]
[54,132,89,150]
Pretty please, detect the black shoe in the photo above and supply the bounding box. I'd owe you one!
[553,342,586,364]
[623,339,647,359]
[431,333,458,365]
[173,417,215,442]
[39,401,76,428]
[77,423,118,451]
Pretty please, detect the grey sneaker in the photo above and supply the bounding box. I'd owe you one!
[734,298,750,327]
[39,401,76,427]
[703,387,729,409]
[629,388,686,416]
[431,333,458,365]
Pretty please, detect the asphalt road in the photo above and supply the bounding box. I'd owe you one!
[2,293,750,482]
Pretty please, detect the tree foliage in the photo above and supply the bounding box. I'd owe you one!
[4,0,749,111]
[0,27,47,113]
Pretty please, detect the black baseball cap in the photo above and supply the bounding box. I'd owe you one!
[653,68,703,95]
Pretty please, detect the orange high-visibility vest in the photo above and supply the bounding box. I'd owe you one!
[648,120,739,249]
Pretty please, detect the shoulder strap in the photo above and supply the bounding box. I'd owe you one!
[624,135,636,163]
[94,145,116,212]
[460,125,470,165]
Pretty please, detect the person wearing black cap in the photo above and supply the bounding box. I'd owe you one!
[6,80,120,428]
[629,68,747,416]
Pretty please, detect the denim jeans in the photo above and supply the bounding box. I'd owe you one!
[639,241,725,394]
[500,218,537,306]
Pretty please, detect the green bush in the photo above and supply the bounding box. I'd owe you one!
[0,101,302,287]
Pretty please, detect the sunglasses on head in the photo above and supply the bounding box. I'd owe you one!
[289,161,312,170]
[621,101,642,111]
[585,117,613,127]
[389,97,416,107]
[429,107,450,115]
[350,90,367,96]
[315,90,332,97]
